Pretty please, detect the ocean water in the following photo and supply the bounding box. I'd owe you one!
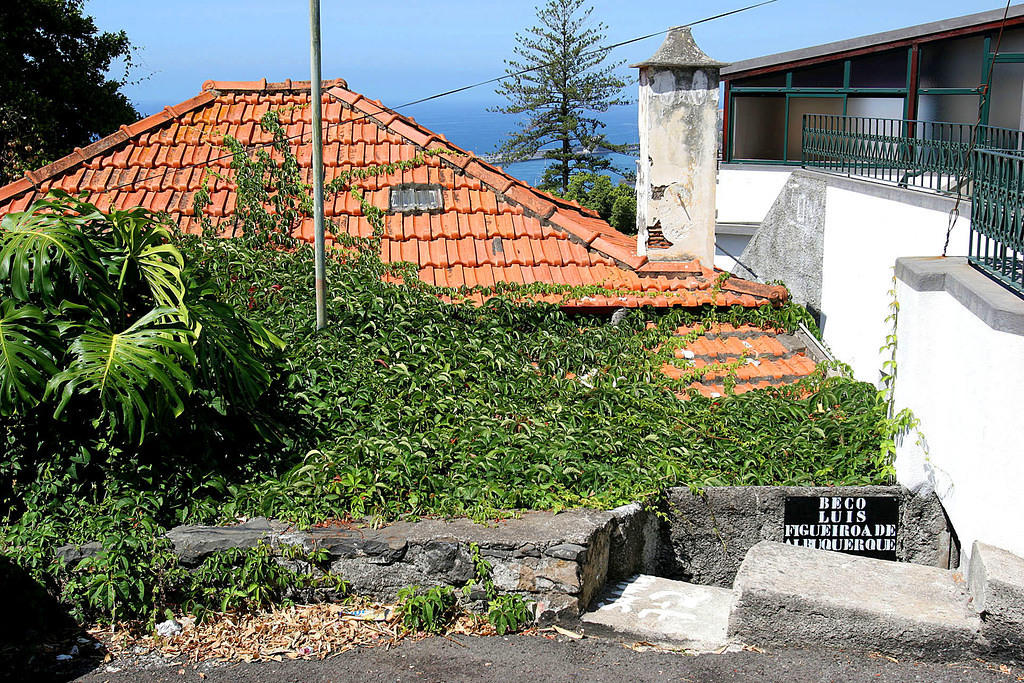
[404,99,640,187]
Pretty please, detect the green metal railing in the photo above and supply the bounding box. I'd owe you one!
[801,114,1024,196]
[970,148,1024,294]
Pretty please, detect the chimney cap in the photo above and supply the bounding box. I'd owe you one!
[630,26,728,69]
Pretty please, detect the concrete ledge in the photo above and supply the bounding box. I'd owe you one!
[895,257,1024,336]
[969,541,1024,654]
[729,541,980,661]
[583,575,734,650]
[794,169,968,215]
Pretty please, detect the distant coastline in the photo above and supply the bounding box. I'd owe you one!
[407,99,639,186]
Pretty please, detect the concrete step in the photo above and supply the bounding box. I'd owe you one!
[729,541,981,661]
[580,574,735,651]
[969,541,1024,655]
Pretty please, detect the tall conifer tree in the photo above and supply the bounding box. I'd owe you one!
[494,0,627,193]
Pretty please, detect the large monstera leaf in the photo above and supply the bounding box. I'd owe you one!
[0,193,110,306]
[47,308,197,441]
[0,301,59,414]
[105,207,186,309]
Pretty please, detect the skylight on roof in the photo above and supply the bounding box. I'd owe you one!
[389,184,443,213]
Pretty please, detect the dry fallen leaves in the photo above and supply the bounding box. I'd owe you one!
[88,602,500,665]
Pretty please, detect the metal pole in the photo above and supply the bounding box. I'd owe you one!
[309,0,327,330]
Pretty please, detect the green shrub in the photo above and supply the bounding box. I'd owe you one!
[0,191,283,443]
[560,172,636,234]
[397,585,457,633]
[487,594,532,635]
[181,542,342,623]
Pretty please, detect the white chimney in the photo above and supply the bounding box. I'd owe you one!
[632,27,726,267]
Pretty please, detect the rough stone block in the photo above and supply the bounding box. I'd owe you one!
[55,541,103,565]
[607,503,661,581]
[329,556,429,598]
[532,558,582,594]
[532,593,580,627]
[969,541,1024,654]
[729,541,980,661]
[167,517,287,565]
[545,543,587,562]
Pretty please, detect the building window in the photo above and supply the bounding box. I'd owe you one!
[849,49,907,89]
[919,36,984,89]
[389,184,444,213]
[732,96,786,160]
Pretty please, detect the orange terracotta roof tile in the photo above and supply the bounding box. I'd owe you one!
[662,323,818,397]
[0,77,784,310]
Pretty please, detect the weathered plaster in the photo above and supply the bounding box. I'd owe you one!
[635,40,720,267]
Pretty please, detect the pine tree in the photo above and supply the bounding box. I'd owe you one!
[493,0,627,194]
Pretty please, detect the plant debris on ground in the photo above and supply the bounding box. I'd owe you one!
[93,603,498,665]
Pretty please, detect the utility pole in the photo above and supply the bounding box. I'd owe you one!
[309,0,327,330]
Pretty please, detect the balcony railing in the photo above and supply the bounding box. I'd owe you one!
[801,114,1024,196]
[970,148,1024,294]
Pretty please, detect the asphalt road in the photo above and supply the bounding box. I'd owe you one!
[58,634,1021,683]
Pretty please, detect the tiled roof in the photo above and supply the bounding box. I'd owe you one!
[0,78,787,310]
[661,323,818,397]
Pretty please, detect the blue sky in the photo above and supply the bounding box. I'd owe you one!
[88,0,1008,114]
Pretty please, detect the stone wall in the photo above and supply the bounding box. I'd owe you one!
[55,487,955,622]
[662,486,955,587]
[59,510,620,624]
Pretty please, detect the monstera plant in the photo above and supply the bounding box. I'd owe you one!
[0,190,283,443]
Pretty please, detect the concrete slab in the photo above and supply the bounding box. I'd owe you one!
[969,541,1024,654]
[729,541,981,661]
[581,574,734,650]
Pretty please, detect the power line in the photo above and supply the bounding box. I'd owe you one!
[56,0,779,197]
[378,0,778,111]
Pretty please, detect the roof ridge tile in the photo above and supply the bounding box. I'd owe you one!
[5,91,217,199]
[203,78,349,93]
[465,161,515,194]
[503,185,558,221]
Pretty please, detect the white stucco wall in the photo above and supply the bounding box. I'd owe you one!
[716,165,793,225]
[893,280,1024,562]
[818,187,969,383]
